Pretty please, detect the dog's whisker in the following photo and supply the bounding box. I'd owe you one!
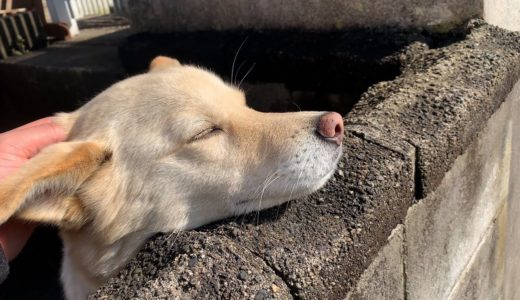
[231,37,248,86]
[166,230,182,250]
[247,170,278,223]
[238,62,256,88]
[234,59,248,86]
[257,173,281,225]
[252,169,277,199]
[288,152,312,202]
[292,101,302,112]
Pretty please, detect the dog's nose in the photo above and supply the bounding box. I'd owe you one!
[317,112,344,145]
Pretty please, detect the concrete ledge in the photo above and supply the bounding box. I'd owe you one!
[404,82,515,299]
[349,20,520,196]
[91,22,520,299]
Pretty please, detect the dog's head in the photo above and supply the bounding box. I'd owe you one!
[0,56,343,243]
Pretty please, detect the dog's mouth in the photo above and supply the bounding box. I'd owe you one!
[233,145,342,212]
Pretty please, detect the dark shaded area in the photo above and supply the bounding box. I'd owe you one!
[0,227,63,300]
[119,28,465,115]
[0,28,128,131]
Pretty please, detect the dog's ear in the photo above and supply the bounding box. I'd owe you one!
[0,141,110,229]
[149,56,181,72]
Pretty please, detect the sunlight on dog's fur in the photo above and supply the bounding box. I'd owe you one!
[0,56,344,299]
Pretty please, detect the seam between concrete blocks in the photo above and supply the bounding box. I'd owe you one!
[407,141,425,201]
[214,233,297,300]
[402,224,409,300]
[348,126,424,202]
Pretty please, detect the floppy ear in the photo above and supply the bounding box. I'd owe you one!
[0,141,110,229]
[149,56,181,72]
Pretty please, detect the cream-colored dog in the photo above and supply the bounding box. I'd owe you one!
[0,57,344,299]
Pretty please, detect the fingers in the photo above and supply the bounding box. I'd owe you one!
[9,123,66,159]
[13,117,55,131]
[1,121,66,160]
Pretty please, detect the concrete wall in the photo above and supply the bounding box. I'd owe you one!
[124,0,520,33]
[484,0,520,31]
[124,0,482,33]
[350,78,520,299]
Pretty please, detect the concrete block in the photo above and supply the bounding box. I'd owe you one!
[124,0,481,33]
[346,225,405,300]
[404,87,514,300]
[448,204,507,300]
[349,22,520,197]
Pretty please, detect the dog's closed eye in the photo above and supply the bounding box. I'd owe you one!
[190,126,223,142]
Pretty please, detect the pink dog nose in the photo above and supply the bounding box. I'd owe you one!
[317,112,344,145]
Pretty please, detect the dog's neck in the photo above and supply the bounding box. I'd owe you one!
[60,229,153,299]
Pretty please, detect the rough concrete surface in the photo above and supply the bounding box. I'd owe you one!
[349,20,520,197]
[345,225,405,300]
[92,22,520,299]
[92,233,293,299]
[404,84,513,299]
[124,0,481,33]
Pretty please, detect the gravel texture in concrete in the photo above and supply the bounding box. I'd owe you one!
[349,20,520,197]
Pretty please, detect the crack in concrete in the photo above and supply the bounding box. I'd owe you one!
[214,232,297,300]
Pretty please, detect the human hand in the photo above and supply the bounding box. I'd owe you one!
[0,117,66,261]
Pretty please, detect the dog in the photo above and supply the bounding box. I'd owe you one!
[0,56,344,299]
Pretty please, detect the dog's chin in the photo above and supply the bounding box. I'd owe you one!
[232,153,341,216]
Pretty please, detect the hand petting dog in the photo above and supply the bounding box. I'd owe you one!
[0,118,65,262]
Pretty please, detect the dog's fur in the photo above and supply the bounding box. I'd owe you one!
[0,57,342,299]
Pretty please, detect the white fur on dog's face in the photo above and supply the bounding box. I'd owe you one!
[70,62,341,233]
[0,58,342,299]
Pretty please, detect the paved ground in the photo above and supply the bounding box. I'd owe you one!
[0,20,131,131]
